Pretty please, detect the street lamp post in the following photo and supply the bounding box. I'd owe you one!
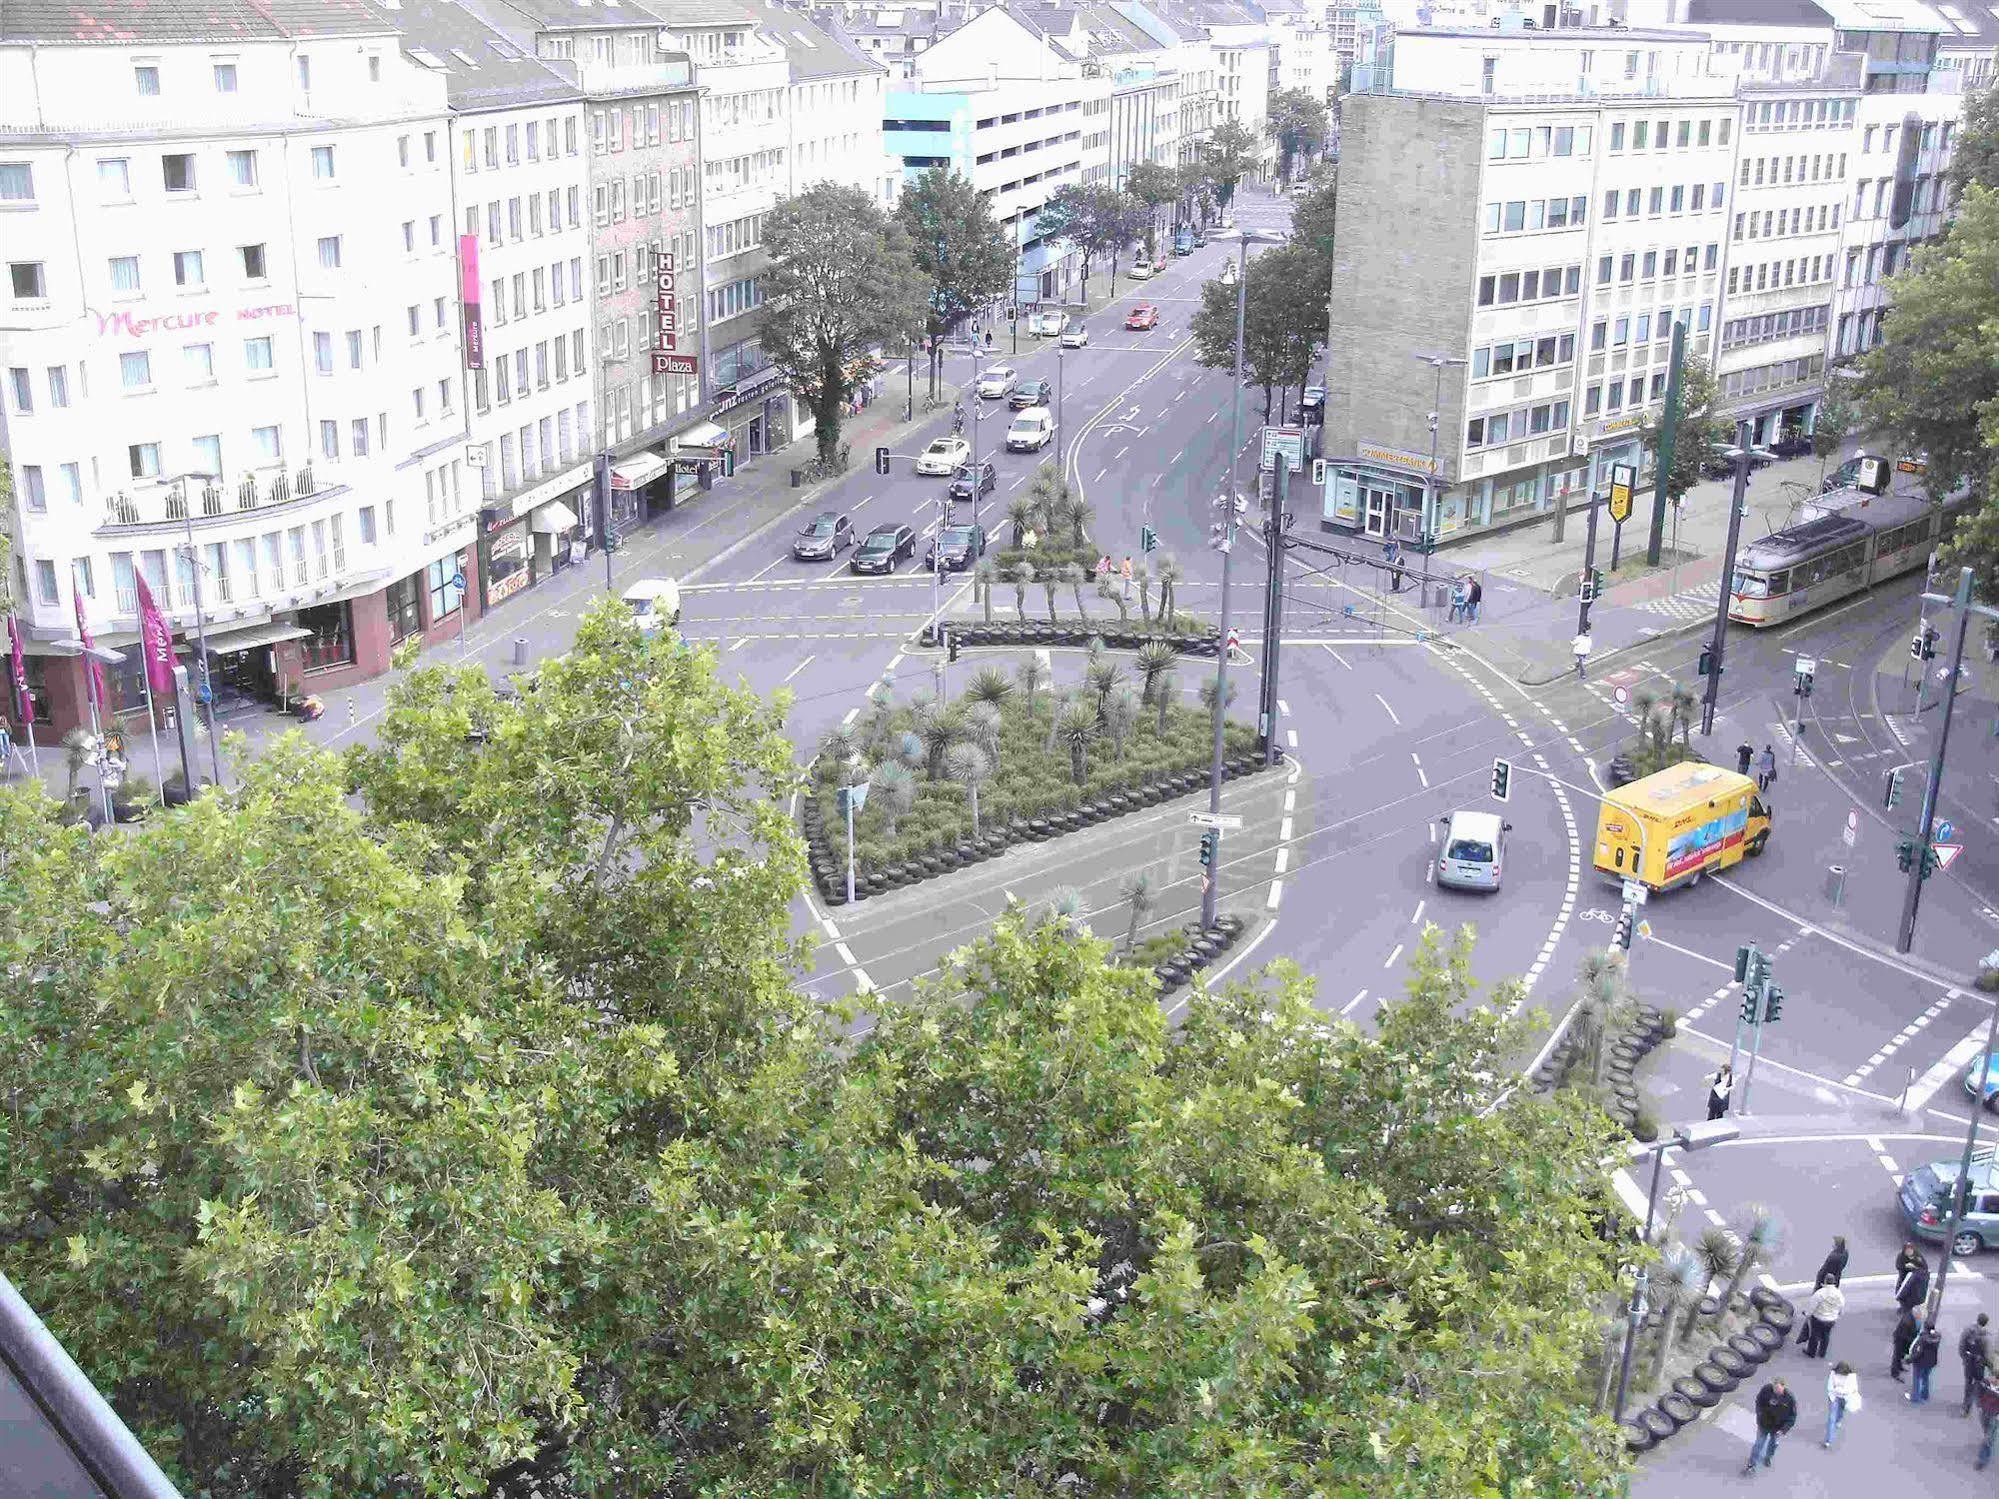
[1612,1119,1741,1421]
[1414,354,1467,606]
[1202,227,1278,931]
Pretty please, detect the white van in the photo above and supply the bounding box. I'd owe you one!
[621,578,681,634]
[1436,810,1509,891]
[1005,410,1055,452]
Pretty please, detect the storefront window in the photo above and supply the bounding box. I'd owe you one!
[298,600,355,671]
[386,573,423,643]
[428,558,464,621]
[486,521,530,606]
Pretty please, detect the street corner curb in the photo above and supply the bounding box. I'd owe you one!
[1622,1289,1798,1458]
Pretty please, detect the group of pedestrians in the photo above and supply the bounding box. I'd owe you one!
[1745,1237,1999,1476]
[1446,575,1483,624]
[1735,739,1779,793]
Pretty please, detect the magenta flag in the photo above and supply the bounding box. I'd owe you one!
[5,613,31,724]
[72,590,107,716]
[133,572,177,696]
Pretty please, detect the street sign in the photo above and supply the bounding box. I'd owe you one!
[1843,810,1859,849]
[1260,426,1306,474]
[1189,812,1244,831]
[1613,686,1629,706]
[1621,878,1649,907]
[1636,919,1653,941]
[1795,656,1817,677]
[1935,842,1965,872]
[1608,462,1636,524]
[1936,819,1958,843]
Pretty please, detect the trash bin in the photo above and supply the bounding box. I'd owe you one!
[1825,864,1845,906]
[513,637,529,667]
[790,468,804,489]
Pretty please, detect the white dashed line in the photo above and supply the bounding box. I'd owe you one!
[1384,943,1404,969]
[1411,899,1425,926]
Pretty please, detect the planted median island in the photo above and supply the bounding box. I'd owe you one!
[803,640,1263,902]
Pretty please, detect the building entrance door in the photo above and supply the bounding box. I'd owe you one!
[1363,484,1394,538]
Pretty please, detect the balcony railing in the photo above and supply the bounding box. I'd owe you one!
[103,465,319,530]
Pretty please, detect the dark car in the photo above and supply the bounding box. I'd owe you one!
[851,523,915,574]
[1767,432,1813,459]
[1699,445,1775,480]
[1008,379,1052,410]
[947,461,997,501]
[792,511,854,560]
[928,523,987,572]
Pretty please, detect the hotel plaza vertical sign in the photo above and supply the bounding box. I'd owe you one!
[458,234,484,370]
[651,253,698,379]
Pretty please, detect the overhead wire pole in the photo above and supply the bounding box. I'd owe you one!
[1258,452,1289,767]
[1699,420,1755,737]
[1897,564,1987,953]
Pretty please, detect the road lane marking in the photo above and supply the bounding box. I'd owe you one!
[1286,728,1298,748]
[1277,698,1290,715]
[728,637,747,651]
[1342,989,1369,1015]
[1375,693,1400,725]
[852,965,875,992]
[782,653,816,683]
[1384,943,1403,969]
[1273,847,1290,875]
[834,942,856,966]
[1904,1019,1992,1111]
[1411,899,1425,925]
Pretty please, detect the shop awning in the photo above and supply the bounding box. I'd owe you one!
[187,621,311,657]
[676,421,731,451]
[610,452,668,491]
[530,500,579,534]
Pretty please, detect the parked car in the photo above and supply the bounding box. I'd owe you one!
[851,523,916,574]
[1128,260,1154,281]
[1125,303,1160,330]
[791,511,854,560]
[928,523,987,572]
[915,435,971,476]
[947,461,997,502]
[1767,432,1813,459]
[1300,386,1326,421]
[975,364,1017,398]
[1059,324,1090,348]
[1900,1155,1999,1257]
[1029,311,1069,337]
[1699,444,1775,479]
[1008,378,1052,410]
[1173,229,1195,255]
[1193,226,1207,246]
[1606,747,1707,789]
[1005,410,1055,452]
[622,578,681,633]
[1966,1054,1999,1111]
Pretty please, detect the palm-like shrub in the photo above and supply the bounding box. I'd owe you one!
[966,701,1003,769]
[917,704,966,780]
[1061,562,1090,620]
[1056,701,1097,784]
[1086,659,1126,720]
[973,559,998,623]
[1103,688,1139,760]
[946,741,993,835]
[1714,1204,1782,1326]
[1121,870,1157,954]
[966,667,1013,711]
[1135,642,1177,706]
[1016,653,1049,717]
[1156,555,1183,623]
[869,760,917,836]
[1680,1226,1741,1346]
[1009,562,1035,622]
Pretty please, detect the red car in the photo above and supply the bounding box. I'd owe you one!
[1125,303,1159,330]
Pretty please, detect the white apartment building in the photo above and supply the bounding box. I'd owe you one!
[1835,76,1962,357]
[0,0,476,738]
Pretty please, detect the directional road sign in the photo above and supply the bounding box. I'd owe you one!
[1843,810,1858,849]
[1934,842,1965,872]
[1936,819,1957,843]
[1621,878,1650,907]
[1189,813,1244,831]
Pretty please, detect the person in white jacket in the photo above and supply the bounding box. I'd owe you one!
[1824,1362,1861,1447]
[1799,1281,1845,1359]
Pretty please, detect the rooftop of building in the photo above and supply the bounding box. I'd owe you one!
[747,0,885,73]
[480,0,668,30]
[381,0,583,108]
[1399,22,1716,38]
[1682,0,1837,24]
[645,0,763,25]
[1,0,392,44]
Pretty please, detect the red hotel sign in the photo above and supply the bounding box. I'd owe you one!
[650,252,696,377]
[654,351,699,376]
[459,234,484,370]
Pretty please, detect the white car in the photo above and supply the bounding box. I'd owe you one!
[975,364,1017,398]
[621,578,681,634]
[914,435,971,476]
[1029,312,1070,337]
[1127,261,1154,281]
[1005,410,1054,452]
[1059,325,1089,349]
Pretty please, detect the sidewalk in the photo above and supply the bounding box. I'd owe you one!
[4,385,959,801]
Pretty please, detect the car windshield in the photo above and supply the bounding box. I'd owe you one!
[802,519,836,537]
[860,533,895,550]
[1447,839,1494,863]
[981,367,1008,380]
[925,440,953,454]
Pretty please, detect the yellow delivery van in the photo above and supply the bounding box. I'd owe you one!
[1594,761,1771,892]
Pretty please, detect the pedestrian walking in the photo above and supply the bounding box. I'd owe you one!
[1978,1370,1999,1468]
[983,328,994,350]
[1891,1306,1921,1381]
[1823,1362,1862,1448]
[1755,744,1778,792]
[1447,579,1467,623]
[1572,631,1593,680]
[1466,576,1482,622]
[1814,1236,1849,1289]
[1119,555,1133,601]
[1744,1378,1797,1474]
[1706,1065,1734,1121]
[1910,1325,1943,1404]
[1963,1314,1992,1414]
[1799,1281,1844,1359]
[1896,1252,1931,1315]
[1736,739,1755,775]
[1895,1241,1923,1280]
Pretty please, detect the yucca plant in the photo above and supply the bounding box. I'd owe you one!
[1714,1204,1783,1327]
[1680,1225,1741,1346]
[1061,562,1090,620]
[1103,687,1138,760]
[868,761,917,837]
[1121,870,1156,955]
[1016,653,1049,717]
[1134,641,1177,706]
[946,741,992,836]
[1649,1245,1706,1390]
[1153,664,1178,735]
[1057,701,1097,784]
[1010,562,1035,622]
[1156,555,1183,624]
[966,666,1012,710]
[973,559,997,623]
[1086,659,1126,720]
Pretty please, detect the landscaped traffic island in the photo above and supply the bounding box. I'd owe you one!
[803,645,1266,902]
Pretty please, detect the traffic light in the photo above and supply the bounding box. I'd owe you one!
[1208,520,1234,553]
[1613,909,1635,952]
[1490,757,1513,803]
[1897,837,1918,873]
[1923,845,1940,879]
[1734,944,1753,983]
[1141,525,1159,554]
[874,446,891,475]
[1198,830,1218,867]
[1762,982,1784,1024]
[1593,569,1606,602]
[1698,645,1715,677]
[604,521,621,554]
[1921,626,1940,661]
[1739,987,1759,1026]
[1885,766,1906,809]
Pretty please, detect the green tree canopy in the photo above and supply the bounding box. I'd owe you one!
[1035,182,1146,302]
[1268,87,1330,181]
[1643,349,1728,505]
[1191,241,1327,421]
[759,182,924,465]
[1949,83,1999,198]
[896,166,1016,397]
[1203,116,1265,211]
[1123,160,1181,254]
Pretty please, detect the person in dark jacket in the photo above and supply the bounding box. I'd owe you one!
[1737,739,1756,775]
[1892,1306,1921,1380]
[1745,1378,1798,1473]
[1910,1325,1944,1404]
[1977,1371,1999,1468]
[1894,1241,1923,1281]
[1814,1235,1849,1289]
[1896,1254,1931,1315]
[1707,1065,1734,1121]
[1962,1313,1992,1415]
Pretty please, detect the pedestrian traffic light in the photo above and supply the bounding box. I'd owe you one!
[1885,766,1906,809]
[1141,525,1159,553]
[1490,757,1512,803]
[874,445,891,475]
[1698,645,1715,677]
[1578,575,1595,604]
[1198,829,1217,867]
[1897,837,1918,873]
[1921,626,1940,661]
[1762,982,1784,1024]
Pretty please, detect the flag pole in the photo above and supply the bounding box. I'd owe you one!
[140,679,167,805]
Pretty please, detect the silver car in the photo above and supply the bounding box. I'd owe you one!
[1436,810,1509,891]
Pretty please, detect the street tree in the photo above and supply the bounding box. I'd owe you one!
[759,182,924,467]
[1203,116,1264,212]
[1190,241,1325,421]
[1861,185,1999,590]
[1811,380,1858,484]
[1291,171,1338,285]
[1643,349,1728,510]
[1268,86,1330,181]
[1036,182,1146,302]
[1948,82,1999,197]
[1123,160,1180,255]
[1176,158,1217,227]
[896,166,1016,399]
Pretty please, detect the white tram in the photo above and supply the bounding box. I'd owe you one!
[1727,487,1964,628]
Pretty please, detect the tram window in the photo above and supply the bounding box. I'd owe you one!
[1764,568,1788,594]
[1733,571,1772,598]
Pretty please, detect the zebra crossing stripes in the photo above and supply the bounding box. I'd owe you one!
[1633,578,1724,621]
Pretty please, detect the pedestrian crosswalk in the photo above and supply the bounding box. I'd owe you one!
[1633,577,1723,621]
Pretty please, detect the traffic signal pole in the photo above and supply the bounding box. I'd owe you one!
[1645,321,1686,567]
[1258,453,1289,768]
[1924,993,1999,1338]
[1897,566,1981,954]
[1576,490,1602,637]
[1699,423,1755,737]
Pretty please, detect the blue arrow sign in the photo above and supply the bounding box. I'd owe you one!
[1936,819,1957,844]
